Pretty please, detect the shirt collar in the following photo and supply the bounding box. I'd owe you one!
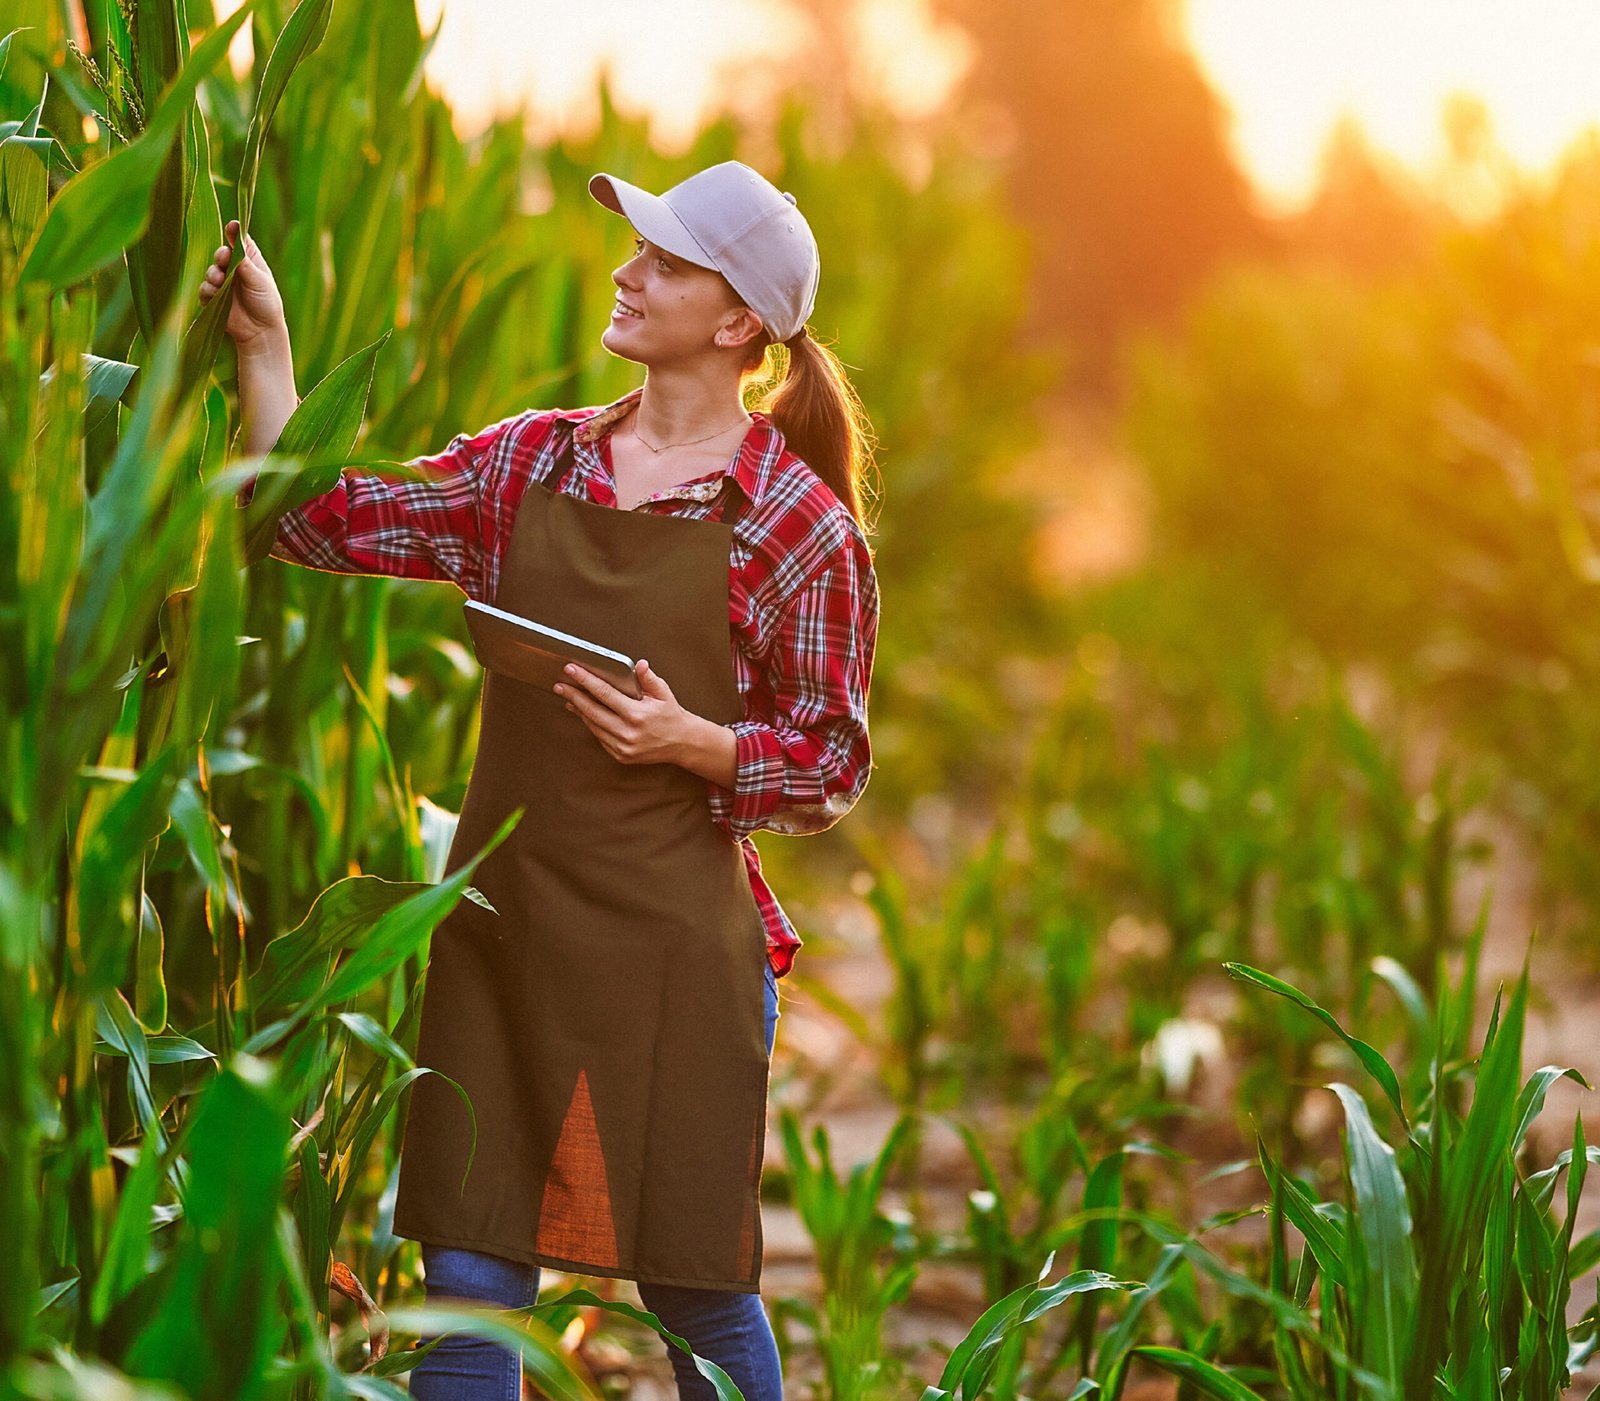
[566,386,773,508]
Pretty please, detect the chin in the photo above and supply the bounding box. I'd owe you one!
[599,326,647,365]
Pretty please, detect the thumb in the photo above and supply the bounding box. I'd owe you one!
[637,658,671,697]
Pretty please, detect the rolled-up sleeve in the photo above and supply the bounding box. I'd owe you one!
[237,414,521,600]
[706,531,879,841]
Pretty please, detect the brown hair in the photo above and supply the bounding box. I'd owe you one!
[740,326,880,539]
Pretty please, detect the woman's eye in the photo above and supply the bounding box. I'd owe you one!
[630,237,671,273]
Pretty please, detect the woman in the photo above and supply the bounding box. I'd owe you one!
[204,159,879,1399]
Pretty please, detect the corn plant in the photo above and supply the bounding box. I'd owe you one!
[942,1101,1180,1398]
[1,0,791,1393]
[918,1251,1137,1401]
[1227,942,1599,1399]
[772,1109,921,1401]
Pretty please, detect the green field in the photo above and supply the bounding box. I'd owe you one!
[3,0,1598,1396]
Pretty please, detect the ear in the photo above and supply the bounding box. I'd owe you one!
[715,306,765,351]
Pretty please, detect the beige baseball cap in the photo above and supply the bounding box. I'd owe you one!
[589,160,820,343]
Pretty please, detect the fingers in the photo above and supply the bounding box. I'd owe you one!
[200,242,264,306]
[199,250,231,301]
[555,664,635,725]
[559,680,627,742]
[558,663,629,706]
[225,219,264,266]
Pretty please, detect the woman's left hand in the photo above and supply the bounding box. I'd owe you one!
[554,659,692,766]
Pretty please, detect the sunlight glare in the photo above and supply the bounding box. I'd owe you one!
[1183,0,1600,211]
[408,0,967,148]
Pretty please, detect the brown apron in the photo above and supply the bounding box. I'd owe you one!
[392,459,771,1293]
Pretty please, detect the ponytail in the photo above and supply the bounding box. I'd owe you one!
[742,326,880,539]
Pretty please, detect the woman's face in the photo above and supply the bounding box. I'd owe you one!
[602,234,762,364]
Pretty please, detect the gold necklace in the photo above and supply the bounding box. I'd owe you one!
[630,410,751,454]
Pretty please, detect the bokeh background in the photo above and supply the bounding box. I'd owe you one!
[4,0,1600,1395]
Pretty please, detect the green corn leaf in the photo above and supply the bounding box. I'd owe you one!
[89,1129,180,1326]
[1369,954,1431,1044]
[1128,1346,1269,1399]
[292,1134,331,1319]
[167,773,224,892]
[1564,1116,1589,1260]
[330,1063,477,1230]
[84,353,139,427]
[1119,1207,1381,1384]
[0,139,47,252]
[146,1033,216,1064]
[1074,1150,1125,1371]
[1535,1114,1592,1396]
[1561,1228,1600,1285]
[1510,1064,1591,1155]
[1225,962,1408,1127]
[180,0,335,393]
[19,0,256,291]
[380,1303,606,1400]
[1091,1244,1185,1385]
[94,988,168,1155]
[76,745,183,1001]
[1480,1153,1516,1378]
[238,0,333,241]
[1513,1184,1558,1380]
[255,805,518,1028]
[1328,1082,1416,1394]
[333,1012,413,1067]
[36,1276,77,1313]
[536,1286,755,1400]
[121,1055,292,1400]
[240,333,391,565]
[933,1253,1132,1400]
[16,71,45,138]
[132,863,168,1039]
[1255,1133,1348,1288]
[310,845,509,1013]
[1523,1145,1600,1215]
[1407,964,1530,1398]
[125,0,190,342]
[252,877,440,1015]
[1266,1168,1322,1400]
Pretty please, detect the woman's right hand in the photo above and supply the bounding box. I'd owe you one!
[199,218,287,350]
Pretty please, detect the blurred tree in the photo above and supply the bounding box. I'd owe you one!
[927,0,1269,389]
[1290,115,1438,278]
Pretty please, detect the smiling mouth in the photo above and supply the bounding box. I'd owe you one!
[612,301,643,319]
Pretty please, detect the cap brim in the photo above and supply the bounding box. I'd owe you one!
[588,173,717,269]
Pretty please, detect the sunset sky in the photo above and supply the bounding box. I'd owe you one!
[222,0,1600,213]
[1184,0,1600,209]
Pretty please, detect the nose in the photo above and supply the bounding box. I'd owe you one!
[613,254,644,290]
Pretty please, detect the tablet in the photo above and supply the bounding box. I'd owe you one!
[463,600,643,700]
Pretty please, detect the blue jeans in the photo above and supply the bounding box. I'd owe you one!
[410,959,783,1400]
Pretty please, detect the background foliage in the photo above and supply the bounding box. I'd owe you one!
[4,0,1599,1395]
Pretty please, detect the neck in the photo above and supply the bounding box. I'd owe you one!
[632,364,750,444]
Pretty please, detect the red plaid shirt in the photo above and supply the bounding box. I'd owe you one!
[238,386,878,979]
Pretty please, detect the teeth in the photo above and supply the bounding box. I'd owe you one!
[615,302,643,318]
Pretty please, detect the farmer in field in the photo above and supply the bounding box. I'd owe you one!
[204,160,879,1399]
